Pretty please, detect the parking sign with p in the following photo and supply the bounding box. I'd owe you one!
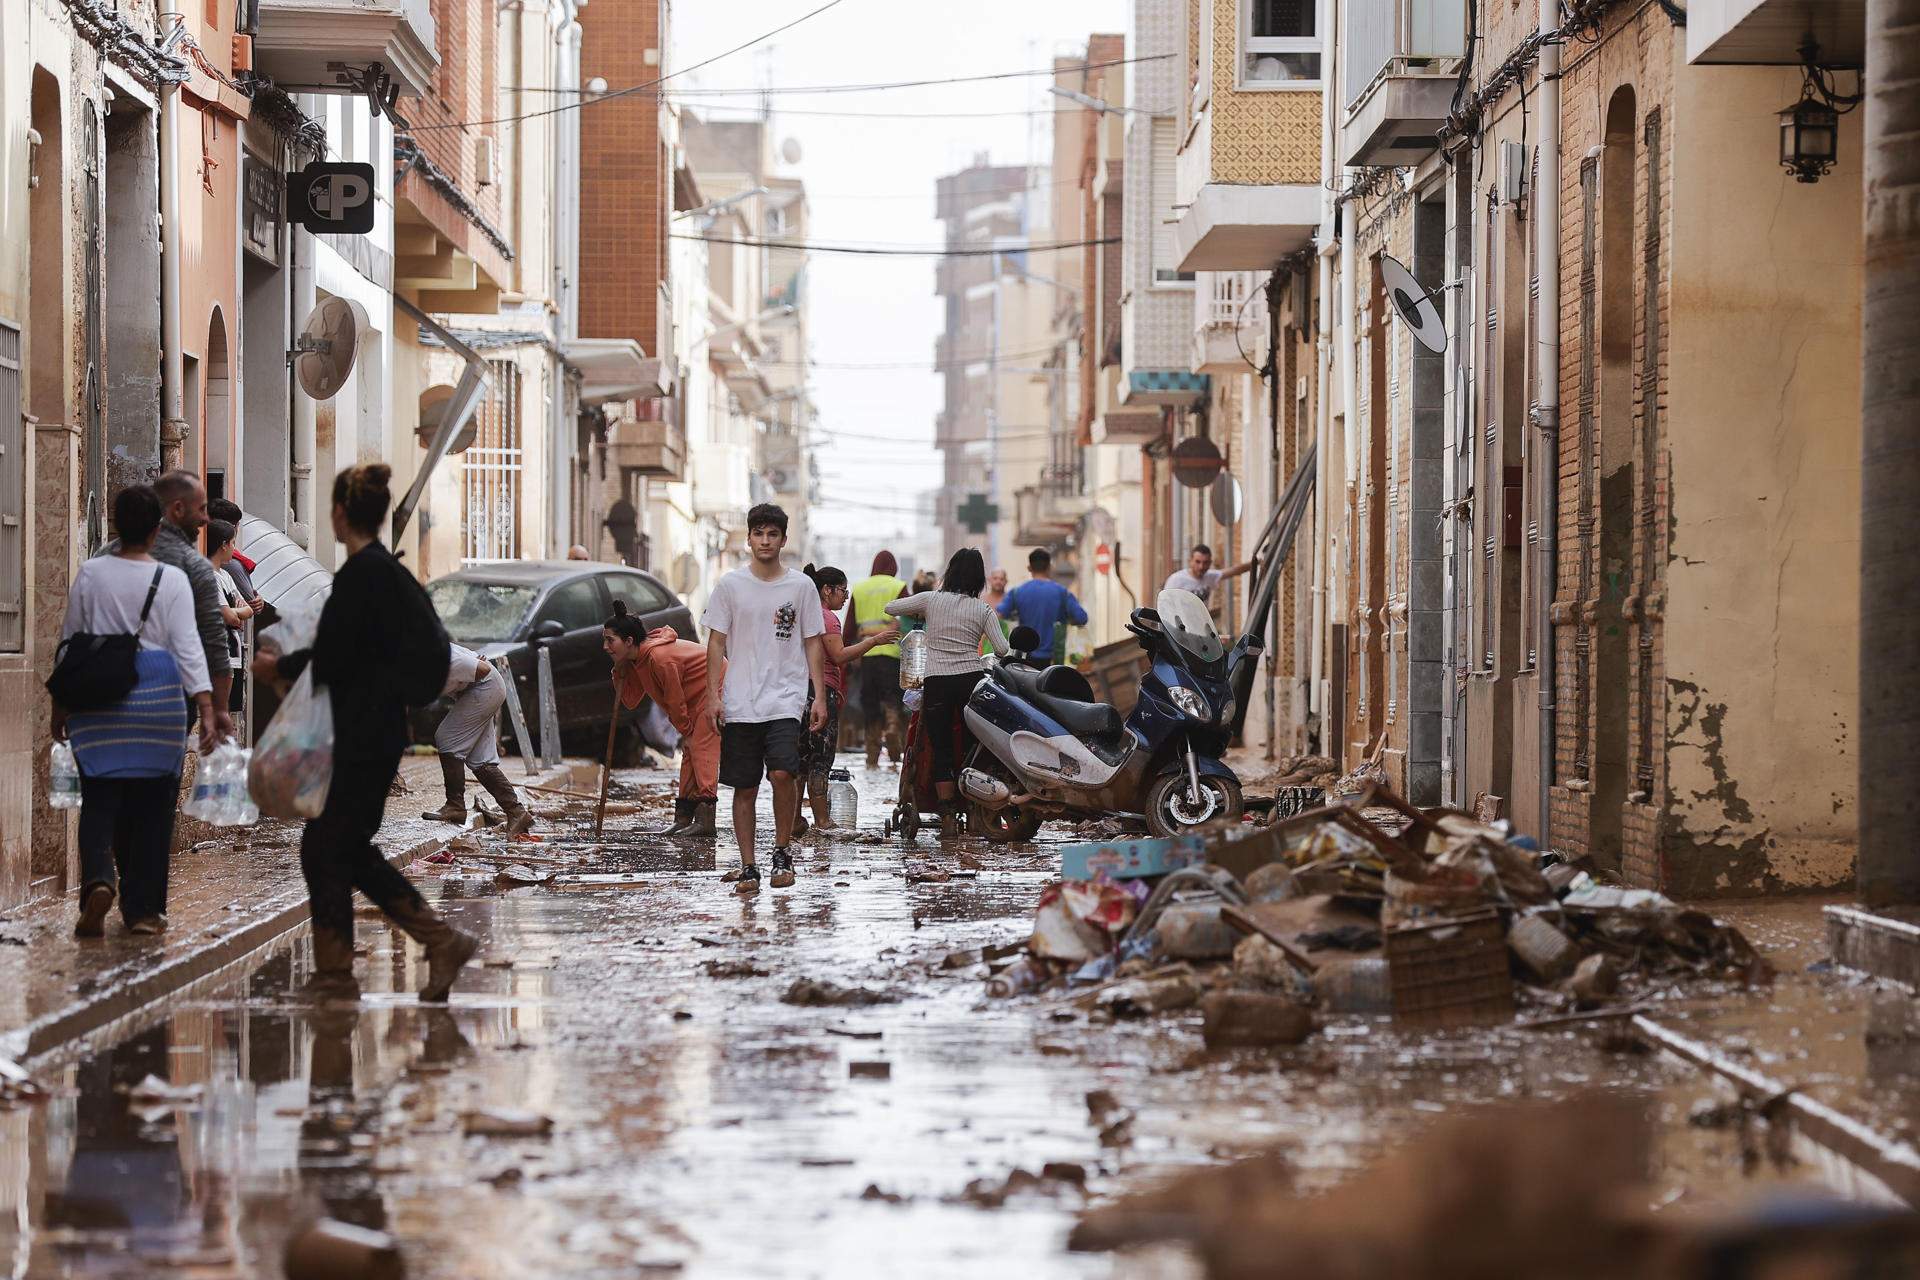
[287,162,377,235]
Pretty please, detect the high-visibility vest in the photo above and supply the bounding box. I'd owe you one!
[849,574,905,658]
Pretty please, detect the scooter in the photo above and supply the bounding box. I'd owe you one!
[958,590,1259,840]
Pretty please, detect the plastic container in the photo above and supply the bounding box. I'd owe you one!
[827,767,858,828]
[1508,912,1579,982]
[899,629,928,690]
[1312,957,1392,1014]
[49,741,82,810]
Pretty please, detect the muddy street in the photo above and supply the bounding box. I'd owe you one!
[0,764,1889,1278]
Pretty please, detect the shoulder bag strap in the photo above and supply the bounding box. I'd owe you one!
[137,566,165,626]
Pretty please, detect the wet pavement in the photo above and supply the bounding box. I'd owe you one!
[2,763,1909,1277]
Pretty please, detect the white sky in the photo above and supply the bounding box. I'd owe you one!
[669,0,1129,545]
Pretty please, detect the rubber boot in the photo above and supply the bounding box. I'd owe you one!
[661,797,697,835]
[301,925,362,1005]
[472,763,533,837]
[421,754,468,824]
[681,799,717,838]
[384,899,479,1003]
[938,803,962,840]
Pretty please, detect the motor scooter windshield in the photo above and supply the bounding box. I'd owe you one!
[1155,589,1227,674]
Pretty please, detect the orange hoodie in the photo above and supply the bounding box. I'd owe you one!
[614,627,708,731]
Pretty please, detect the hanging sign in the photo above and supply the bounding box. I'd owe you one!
[1170,436,1225,489]
[287,161,376,235]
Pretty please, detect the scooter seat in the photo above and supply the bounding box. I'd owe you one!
[995,663,1124,738]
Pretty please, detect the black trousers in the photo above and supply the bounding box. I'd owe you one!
[300,750,428,942]
[922,671,983,785]
[78,773,180,923]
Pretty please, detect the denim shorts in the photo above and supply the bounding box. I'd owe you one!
[719,718,803,789]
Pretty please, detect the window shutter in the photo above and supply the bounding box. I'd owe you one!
[1151,117,1180,280]
[0,321,22,651]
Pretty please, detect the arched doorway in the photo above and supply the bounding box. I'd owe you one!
[204,309,231,500]
[1593,85,1639,872]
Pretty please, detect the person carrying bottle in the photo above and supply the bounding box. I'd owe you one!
[420,643,534,836]
[848,550,908,768]
[883,549,1009,838]
[251,464,476,1003]
[54,484,218,938]
[604,600,721,838]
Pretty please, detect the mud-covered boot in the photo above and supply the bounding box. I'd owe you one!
[661,797,697,835]
[680,799,717,838]
[938,804,962,840]
[301,926,362,1005]
[421,754,468,824]
[472,763,533,837]
[385,899,479,1003]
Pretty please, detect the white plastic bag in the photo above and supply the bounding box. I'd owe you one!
[249,670,334,819]
[49,741,82,810]
[189,740,259,827]
[184,746,224,821]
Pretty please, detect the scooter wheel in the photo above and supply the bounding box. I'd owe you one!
[968,802,1041,844]
[1143,773,1243,838]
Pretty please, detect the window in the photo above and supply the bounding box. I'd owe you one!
[1244,0,1320,85]
[463,360,523,562]
[539,577,606,633]
[604,572,671,617]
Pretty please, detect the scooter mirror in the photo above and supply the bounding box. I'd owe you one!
[1008,625,1042,653]
[1129,608,1162,632]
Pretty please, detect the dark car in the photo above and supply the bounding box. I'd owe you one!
[416,562,695,763]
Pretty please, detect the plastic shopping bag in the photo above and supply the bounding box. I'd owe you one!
[248,670,334,819]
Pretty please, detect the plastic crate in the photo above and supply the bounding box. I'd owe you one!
[1385,910,1514,1028]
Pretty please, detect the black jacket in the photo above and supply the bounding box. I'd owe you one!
[279,541,436,763]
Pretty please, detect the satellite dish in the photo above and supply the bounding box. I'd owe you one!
[295,296,368,400]
[671,552,701,596]
[1209,471,1243,526]
[780,137,803,166]
[1379,253,1447,354]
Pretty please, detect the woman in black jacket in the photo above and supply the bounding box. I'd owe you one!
[254,464,476,1002]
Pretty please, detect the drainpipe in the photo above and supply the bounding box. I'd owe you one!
[1533,0,1563,843]
[158,65,187,472]
[1309,0,1337,748]
[552,7,583,556]
[1339,193,1358,532]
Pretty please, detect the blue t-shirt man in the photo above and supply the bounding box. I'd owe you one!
[997,549,1088,664]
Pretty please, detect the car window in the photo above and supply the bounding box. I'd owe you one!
[604,572,672,617]
[428,580,537,644]
[538,577,605,632]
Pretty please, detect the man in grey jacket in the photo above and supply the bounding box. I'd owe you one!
[104,471,233,739]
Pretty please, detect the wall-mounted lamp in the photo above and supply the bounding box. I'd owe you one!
[1779,38,1862,185]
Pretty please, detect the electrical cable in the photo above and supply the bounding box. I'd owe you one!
[648,52,1173,97]
[410,0,852,133]
[676,233,1118,256]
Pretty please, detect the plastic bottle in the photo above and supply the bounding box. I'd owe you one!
[185,747,224,821]
[827,768,858,828]
[899,629,927,690]
[49,741,82,810]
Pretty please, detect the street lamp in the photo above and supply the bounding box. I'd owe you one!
[1778,38,1861,186]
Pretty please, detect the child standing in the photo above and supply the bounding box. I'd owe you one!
[704,504,828,892]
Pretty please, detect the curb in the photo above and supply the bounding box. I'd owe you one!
[6,833,451,1067]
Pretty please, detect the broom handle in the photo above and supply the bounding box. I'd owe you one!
[593,687,622,837]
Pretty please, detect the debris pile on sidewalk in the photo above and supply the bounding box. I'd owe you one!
[983,782,1772,1043]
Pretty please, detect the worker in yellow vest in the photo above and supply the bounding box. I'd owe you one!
[849,550,908,767]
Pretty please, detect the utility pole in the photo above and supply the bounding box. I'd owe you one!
[1858,0,1920,904]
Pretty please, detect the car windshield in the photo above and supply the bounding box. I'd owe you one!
[429,579,537,644]
[1156,588,1226,667]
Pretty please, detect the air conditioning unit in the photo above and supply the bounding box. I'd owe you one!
[475,137,498,188]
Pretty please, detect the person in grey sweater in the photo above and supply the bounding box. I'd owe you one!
[884,548,1009,836]
[101,470,232,740]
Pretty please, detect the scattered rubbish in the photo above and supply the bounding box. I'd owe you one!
[986,957,1052,998]
[861,1184,908,1204]
[1243,863,1295,902]
[494,864,556,886]
[781,978,901,1007]
[462,1109,555,1137]
[904,862,951,884]
[848,1060,892,1080]
[1507,912,1579,982]
[1097,968,1202,1018]
[1031,877,1145,963]
[800,1156,856,1167]
[956,852,984,871]
[1569,953,1622,1003]
[119,1075,204,1106]
[1200,991,1313,1049]
[956,1165,1087,1209]
[1386,911,1514,1029]
[692,936,728,948]
[1311,957,1393,1015]
[1058,835,1204,882]
[1156,902,1241,960]
[285,1219,405,1280]
[825,1027,884,1040]
[703,959,770,978]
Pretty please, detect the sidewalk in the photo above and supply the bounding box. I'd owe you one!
[0,753,574,1065]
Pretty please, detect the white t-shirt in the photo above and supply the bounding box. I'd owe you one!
[441,643,486,698]
[1165,567,1224,601]
[213,567,245,669]
[62,556,213,695]
[703,567,825,723]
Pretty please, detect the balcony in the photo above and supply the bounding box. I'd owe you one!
[691,442,753,519]
[1013,485,1082,548]
[609,415,685,481]
[1171,0,1323,271]
[252,0,439,99]
[1342,0,1467,166]
[1684,0,1864,65]
[1192,272,1266,375]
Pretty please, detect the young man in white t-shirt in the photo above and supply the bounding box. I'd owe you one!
[704,503,828,892]
[1163,543,1254,604]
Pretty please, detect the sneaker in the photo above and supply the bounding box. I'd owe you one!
[731,863,762,893]
[769,848,796,889]
[74,884,115,938]
[128,915,169,936]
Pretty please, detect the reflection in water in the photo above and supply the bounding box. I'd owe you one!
[44,1026,189,1257]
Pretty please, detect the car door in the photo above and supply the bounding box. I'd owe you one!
[603,571,693,640]
[531,575,611,743]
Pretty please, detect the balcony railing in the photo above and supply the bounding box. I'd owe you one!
[1346,0,1468,108]
[1193,272,1265,374]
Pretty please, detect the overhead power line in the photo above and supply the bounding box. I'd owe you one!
[411,0,851,133]
[676,234,1118,256]
[648,52,1172,97]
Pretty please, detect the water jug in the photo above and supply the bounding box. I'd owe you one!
[899,629,928,689]
[827,768,858,828]
[49,741,82,810]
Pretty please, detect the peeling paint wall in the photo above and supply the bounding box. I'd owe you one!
[1662,61,1862,894]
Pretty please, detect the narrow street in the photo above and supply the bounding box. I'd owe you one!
[2,764,1869,1279]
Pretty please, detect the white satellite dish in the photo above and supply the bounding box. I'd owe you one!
[780,137,803,166]
[294,296,368,400]
[1379,254,1447,354]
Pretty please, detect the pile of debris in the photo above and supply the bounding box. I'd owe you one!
[988,782,1770,1045]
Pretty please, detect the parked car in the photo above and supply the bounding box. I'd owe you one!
[415,562,695,764]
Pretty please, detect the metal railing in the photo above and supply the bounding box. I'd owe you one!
[1345,0,1468,109]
